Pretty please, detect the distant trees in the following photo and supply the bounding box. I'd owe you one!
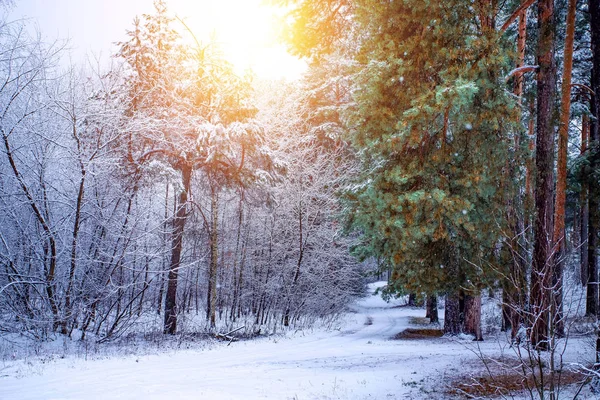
[0,16,129,337]
[0,1,366,341]
[5,0,600,356]
[116,0,270,334]
[0,17,68,334]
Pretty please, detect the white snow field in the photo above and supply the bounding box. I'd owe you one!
[0,282,595,400]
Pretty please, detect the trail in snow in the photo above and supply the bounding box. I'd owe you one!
[0,283,589,399]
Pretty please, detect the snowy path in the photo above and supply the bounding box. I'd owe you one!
[0,284,492,399]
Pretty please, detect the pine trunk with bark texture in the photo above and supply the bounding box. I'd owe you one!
[444,293,461,335]
[530,0,556,351]
[408,293,417,307]
[551,0,578,338]
[426,295,439,324]
[581,115,590,288]
[502,3,528,342]
[463,294,483,341]
[589,0,600,363]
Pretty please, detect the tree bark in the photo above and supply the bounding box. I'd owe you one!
[587,106,598,317]
[589,0,600,363]
[581,114,590,287]
[284,200,306,327]
[408,293,417,307]
[515,6,527,104]
[475,0,496,32]
[530,0,556,351]
[464,294,483,341]
[551,0,577,338]
[157,180,170,315]
[500,0,536,32]
[502,3,528,341]
[64,120,86,335]
[163,162,192,334]
[206,186,219,329]
[444,293,461,335]
[230,192,244,322]
[2,132,60,330]
[501,290,511,332]
[426,294,439,323]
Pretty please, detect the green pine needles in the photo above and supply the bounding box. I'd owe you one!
[345,0,522,296]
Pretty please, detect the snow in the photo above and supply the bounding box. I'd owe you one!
[0,282,595,399]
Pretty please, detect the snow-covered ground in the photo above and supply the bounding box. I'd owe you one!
[0,282,595,399]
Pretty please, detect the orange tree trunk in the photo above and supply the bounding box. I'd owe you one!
[551,0,578,337]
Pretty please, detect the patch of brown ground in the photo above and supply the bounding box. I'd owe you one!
[409,316,433,325]
[447,367,589,398]
[393,328,444,339]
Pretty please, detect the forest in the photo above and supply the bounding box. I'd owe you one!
[1,0,600,398]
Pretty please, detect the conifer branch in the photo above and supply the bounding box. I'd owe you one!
[505,65,539,82]
[500,0,536,32]
[570,83,594,96]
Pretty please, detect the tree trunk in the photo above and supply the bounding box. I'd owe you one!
[501,290,511,332]
[206,186,219,329]
[64,130,86,334]
[464,294,483,341]
[586,206,598,318]
[284,201,305,327]
[475,0,496,32]
[515,5,527,105]
[157,180,170,315]
[500,3,528,341]
[63,169,85,334]
[426,294,439,324]
[590,0,600,363]
[163,162,192,334]
[444,293,461,335]
[510,259,526,342]
[2,133,60,330]
[530,0,556,351]
[525,102,536,203]
[551,0,578,338]
[581,114,590,287]
[408,293,417,307]
[586,111,598,316]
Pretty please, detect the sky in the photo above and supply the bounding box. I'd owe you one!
[6,0,306,80]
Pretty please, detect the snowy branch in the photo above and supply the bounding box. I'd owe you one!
[505,65,539,82]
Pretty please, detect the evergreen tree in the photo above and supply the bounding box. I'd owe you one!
[340,0,520,337]
[278,0,354,61]
[529,0,557,351]
[280,0,522,337]
[589,0,600,363]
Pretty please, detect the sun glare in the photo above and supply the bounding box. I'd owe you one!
[171,0,305,80]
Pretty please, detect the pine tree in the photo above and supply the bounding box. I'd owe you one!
[279,0,354,61]
[589,0,600,363]
[529,0,557,351]
[341,0,519,337]
[551,0,578,338]
[280,0,523,337]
